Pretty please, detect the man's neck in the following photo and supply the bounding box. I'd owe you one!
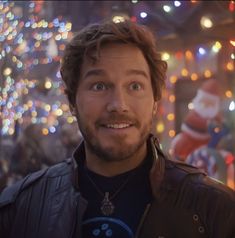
[84,144,147,177]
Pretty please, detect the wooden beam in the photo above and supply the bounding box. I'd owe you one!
[157,21,235,52]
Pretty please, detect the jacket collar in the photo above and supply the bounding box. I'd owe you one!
[70,135,168,195]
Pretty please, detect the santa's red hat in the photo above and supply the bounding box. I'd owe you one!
[199,79,221,96]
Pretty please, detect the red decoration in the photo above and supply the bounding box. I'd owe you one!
[130,16,137,23]
[225,153,235,165]
[175,51,183,60]
[229,0,235,12]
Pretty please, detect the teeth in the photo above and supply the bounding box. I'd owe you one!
[106,124,130,129]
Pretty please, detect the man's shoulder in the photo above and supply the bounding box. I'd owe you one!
[166,159,206,175]
[165,159,235,202]
[0,159,73,208]
[163,158,206,186]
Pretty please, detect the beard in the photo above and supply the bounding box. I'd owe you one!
[76,113,153,162]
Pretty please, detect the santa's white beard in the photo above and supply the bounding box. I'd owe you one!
[192,89,220,118]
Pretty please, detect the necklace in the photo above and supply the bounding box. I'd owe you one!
[85,170,134,216]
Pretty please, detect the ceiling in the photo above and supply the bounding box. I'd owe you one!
[51,1,235,51]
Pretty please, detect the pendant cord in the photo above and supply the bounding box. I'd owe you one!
[85,170,135,201]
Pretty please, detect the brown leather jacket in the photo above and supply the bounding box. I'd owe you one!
[0,136,235,238]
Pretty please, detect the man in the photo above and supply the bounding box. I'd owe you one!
[0,20,235,238]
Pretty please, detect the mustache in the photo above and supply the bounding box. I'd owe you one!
[96,114,139,126]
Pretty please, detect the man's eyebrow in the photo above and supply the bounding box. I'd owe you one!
[83,69,106,79]
[83,69,149,79]
[126,69,149,78]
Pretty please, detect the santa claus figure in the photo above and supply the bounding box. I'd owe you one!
[170,79,235,189]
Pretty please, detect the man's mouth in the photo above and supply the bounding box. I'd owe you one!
[105,123,131,129]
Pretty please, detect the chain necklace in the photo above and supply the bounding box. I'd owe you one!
[85,170,135,216]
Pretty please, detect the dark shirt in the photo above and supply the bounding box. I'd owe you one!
[78,157,152,238]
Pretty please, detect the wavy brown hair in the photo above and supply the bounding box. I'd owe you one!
[60,20,167,108]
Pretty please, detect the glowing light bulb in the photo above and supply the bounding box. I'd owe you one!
[225,90,233,98]
[200,16,213,28]
[226,62,234,71]
[181,68,189,77]
[140,12,147,18]
[204,69,212,78]
[229,101,235,111]
[3,67,12,76]
[191,73,198,81]
[55,109,63,116]
[49,126,56,133]
[163,5,171,12]
[185,50,193,60]
[156,122,165,133]
[198,47,206,55]
[161,52,170,61]
[112,15,125,23]
[67,116,74,124]
[212,41,222,53]
[230,40,235,47]
[170,75,177,84]
[45,79,52,89]
[174,1,181,7]
[167,113,175,121]
[188,102,194,110]
[169,130,175,137]
[169,95,175,103]
[42,128,49,135]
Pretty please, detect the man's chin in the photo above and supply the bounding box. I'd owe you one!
[96,140,145,162]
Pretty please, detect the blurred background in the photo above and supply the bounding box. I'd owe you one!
[0,1,235,190]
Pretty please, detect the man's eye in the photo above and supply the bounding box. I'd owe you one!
[130,82,142,91]
[92,83,107,91]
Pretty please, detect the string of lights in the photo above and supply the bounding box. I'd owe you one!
[0,1,234,153]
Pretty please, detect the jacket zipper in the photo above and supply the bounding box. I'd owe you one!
[134,203,151,238]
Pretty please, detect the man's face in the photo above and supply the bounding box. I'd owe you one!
[74,43,157,162]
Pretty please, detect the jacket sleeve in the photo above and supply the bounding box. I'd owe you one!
[0,169,47,237]
[0,178,27,238]
[0,202,15,237]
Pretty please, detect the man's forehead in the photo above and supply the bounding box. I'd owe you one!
[88,43,143,59]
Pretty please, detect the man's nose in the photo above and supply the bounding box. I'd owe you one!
[106,88,129,113]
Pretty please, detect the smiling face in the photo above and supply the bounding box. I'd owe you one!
[74,43,157,170]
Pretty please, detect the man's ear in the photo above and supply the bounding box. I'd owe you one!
[153,101,158,115]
